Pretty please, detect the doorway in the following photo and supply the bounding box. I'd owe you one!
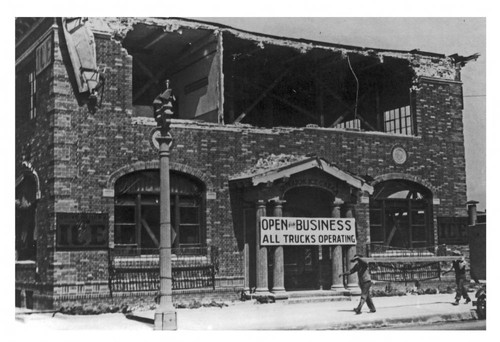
[282,187,333,290]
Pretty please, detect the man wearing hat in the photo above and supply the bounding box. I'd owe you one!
[445,256,471,305]
[340,254,376,314]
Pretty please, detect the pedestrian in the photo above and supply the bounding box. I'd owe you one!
[444,256,471,305]
[340,254,376,314]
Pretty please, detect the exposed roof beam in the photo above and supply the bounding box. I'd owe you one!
[329,110,351,128]
[267,93,317,121]
[134,56,156,80]
[357,113,377,131]
[175,31,215,61]
[239,77,318,122]
[234,68,290,123]
[315,77,353,112]
[133,64,170,102]
[143,30,169,49]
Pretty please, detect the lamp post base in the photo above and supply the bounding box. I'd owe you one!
[154,311,177,330]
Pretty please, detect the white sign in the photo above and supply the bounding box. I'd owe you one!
[260,217,356,246]
[102,189,115,198]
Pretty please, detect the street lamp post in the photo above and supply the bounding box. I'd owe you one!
[153,80,177,330]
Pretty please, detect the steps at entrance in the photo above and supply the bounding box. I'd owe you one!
[286,290,353,305]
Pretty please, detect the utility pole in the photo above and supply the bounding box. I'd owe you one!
[152,80,177,330]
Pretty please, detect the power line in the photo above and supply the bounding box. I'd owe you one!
[463,95,486,98]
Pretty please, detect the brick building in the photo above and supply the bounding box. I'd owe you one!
[15,17,477,309]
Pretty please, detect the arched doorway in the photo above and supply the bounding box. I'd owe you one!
[369,179,433,249]
[282,187,334,290]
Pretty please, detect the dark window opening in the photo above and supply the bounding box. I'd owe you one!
[114,170,206,253]
[369,180,433,249]
[122,24,220,121]
[121,22,416,135]
[223,36,416,132]
[15,175,37,261]
[16,55,37,125]
[29,71,37,119]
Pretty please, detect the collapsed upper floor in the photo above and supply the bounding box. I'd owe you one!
[16,17,479,137]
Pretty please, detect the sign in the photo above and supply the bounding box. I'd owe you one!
[56,213,108,249]
[260,217,356,246]
[102,188,115,198]
[149,127,173,151]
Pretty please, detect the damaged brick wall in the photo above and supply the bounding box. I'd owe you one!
[16,18,469,308]
[15,21,58,309]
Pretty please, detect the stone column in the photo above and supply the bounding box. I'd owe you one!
[243,210,250,293]
[271,199,287,296]
[255,200,269,294]
[467,200,479,226]
[331,199,344,292]
[345,204,360,293]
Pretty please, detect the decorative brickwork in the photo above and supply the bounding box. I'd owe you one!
[16,20,469,309]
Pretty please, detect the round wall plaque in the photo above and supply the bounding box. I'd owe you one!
[392,146,408,165]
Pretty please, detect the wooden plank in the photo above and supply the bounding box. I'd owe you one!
[237,76,318,122]
[363,256,459,263]
[267,93,317,121]
[329,110,350,127]
[141,219,159,248]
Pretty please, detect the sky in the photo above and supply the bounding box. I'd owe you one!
[194,16,487,211]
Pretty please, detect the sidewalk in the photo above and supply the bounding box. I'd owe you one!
[132,293,479,330]
[15,294,479,330]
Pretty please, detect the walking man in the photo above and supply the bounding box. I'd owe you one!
[340,254,376,314]
[445,256,471,305]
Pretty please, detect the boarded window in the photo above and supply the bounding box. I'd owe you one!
[114,170,205,252]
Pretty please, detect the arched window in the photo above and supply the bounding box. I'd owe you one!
[114,170,205,252]
[369,180,433,249]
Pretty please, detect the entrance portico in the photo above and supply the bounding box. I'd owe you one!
[229,155,374,300]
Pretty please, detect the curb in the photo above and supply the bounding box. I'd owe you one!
[326,310,477,330]
[126,309,478,330]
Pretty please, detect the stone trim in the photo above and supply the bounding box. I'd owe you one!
[371,173,437,196]
[106,160,213,190]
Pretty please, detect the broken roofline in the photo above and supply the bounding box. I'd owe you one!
[102,17,476,65]
[229,156,374,194]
